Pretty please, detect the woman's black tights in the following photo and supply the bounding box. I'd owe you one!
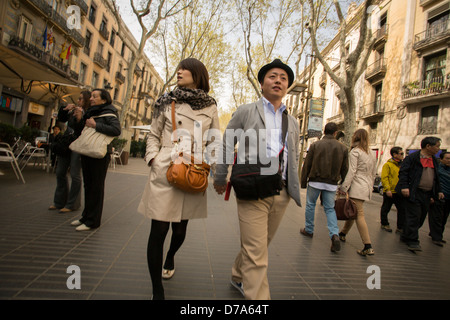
[147,219,188,300]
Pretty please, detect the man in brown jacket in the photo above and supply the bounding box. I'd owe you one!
[300,122,349,252]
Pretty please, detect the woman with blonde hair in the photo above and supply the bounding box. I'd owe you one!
[338,129,377,256]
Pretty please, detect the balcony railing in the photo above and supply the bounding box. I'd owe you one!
[402,76,450,101]
[99,26,110,40]
[359,100,385,120]
[373,24,388,49]
[70,0,88,15]
[115,72,125,83]
[93,52,107,69]
[8,36,78,82]
[365,59,387,82]
[414,19,450,52]
[25,0,84,47]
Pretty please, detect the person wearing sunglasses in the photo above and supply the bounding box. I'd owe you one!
[379,146,406,233]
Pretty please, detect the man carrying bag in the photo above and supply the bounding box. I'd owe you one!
[213,59,301,300]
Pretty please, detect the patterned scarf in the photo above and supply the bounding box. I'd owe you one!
[152,87,216,119]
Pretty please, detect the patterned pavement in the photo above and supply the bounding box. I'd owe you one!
[1,157,450,303]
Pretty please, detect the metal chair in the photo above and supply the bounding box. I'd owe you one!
[0,147,25,183]
[20,145,47,171]
[111,148,123,169]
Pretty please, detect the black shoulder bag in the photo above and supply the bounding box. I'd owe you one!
[230,110,288,200]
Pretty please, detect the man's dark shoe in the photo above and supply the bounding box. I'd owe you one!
[432,240,444,247]
[300,228,313,238]
[407,243,422,252]
[331,235,341,252]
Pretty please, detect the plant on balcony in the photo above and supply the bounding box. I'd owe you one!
[429,82,444,92]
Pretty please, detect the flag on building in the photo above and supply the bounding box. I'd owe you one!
[42,26,47,49]
[66,44,72,60]
[59,42,66,59]
[59,42,72,60]
[47,27,54,52]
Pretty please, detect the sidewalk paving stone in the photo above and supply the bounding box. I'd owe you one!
[1,158,450,300]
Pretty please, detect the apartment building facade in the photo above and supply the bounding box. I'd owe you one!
[286,0,449,172]
[0,0,164,142]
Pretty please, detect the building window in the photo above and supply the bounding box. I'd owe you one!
[88,3,97,25]
[374,83,383,112]
[100,17,107,32]
[121,43,126,57]
[79,63,87,84]
[427,6,449,38]
[84,30,92,56]
[97,41,103,55]
[423,50,446,86]
[107,52,112,72]
[92,71,99,88]
[18,16,33,42]
[113,86,119,101]
[419,105,439,135]
[110,29,116,47]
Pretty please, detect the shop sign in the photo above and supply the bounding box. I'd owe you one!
[0,93,23,112]
[28,102,46,116]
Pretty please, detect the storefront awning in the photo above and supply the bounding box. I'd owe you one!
[0,44,83,105]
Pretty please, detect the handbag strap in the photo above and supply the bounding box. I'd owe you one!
[170,100,177,143]
[92,113,117,119]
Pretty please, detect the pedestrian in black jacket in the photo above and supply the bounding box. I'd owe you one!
[49,91,91,213]
[396,136,444,251]
[70,89,121,231]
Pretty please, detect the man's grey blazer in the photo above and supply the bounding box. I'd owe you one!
[214,98,301,207]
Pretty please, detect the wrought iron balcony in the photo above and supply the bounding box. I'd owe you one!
[373,24,388,50]
[93,52,108,69]
[359,100,385,121]
[69,0,88,16]
[115,72,125,84]
[99,26,110,40]
[402,76,450,103]
[414,19,450,54]
[365,59,386,83]
[7,36,77,82]
[24,0,84,47]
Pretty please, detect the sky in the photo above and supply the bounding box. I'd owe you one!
[113,0,363,109]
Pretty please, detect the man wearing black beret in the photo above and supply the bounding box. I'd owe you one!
[214,59,301,299]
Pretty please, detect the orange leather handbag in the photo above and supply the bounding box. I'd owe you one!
[166,101,210,193]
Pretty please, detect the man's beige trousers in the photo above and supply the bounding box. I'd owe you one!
[232,187,290,300]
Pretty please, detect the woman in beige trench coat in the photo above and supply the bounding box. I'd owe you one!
[137,58,220,300]
[338,129,377,256]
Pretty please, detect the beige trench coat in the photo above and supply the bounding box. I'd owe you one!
[137,102,220,222]
[340,147,377,201]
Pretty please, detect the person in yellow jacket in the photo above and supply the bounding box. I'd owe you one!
[380,146,406,233]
